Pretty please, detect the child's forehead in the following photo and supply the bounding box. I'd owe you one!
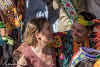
[0,28,6,30]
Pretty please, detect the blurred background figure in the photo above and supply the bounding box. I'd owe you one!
[0,20,14,67]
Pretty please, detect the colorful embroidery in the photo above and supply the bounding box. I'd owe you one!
[60,0,78,23]
[0,0,22,30]
[0,0,23,43]
[70,47,100,67]
[52,32,67,48]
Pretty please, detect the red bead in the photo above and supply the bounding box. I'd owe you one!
[70,11,74,16]
[66,3,70,7]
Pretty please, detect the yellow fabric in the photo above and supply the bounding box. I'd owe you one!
[94,59,100,67]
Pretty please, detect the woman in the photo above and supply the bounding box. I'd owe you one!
[13,18,56,67]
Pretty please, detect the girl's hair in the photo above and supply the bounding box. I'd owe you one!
[23,17,48,46]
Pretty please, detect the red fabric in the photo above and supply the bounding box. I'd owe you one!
[92,19,100,24]
[94,32,100,50]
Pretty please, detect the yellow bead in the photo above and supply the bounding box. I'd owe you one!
[78,15,88,26]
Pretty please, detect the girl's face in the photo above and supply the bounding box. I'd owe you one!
[72,22,88,42]
[36,22,53,45]
[0,28,6,37]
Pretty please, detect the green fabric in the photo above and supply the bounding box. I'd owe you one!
[88,21,95,26]
[2,36,14,46]
[62,31,73,67]
[96,54,100,60]
[0,21,5,28]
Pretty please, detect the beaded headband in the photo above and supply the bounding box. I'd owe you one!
[78,15,94,26]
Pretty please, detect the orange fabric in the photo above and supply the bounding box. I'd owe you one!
[94,59,100,67]
[94,32,100,50]
[73,40,78,53]
[73,39,89,53]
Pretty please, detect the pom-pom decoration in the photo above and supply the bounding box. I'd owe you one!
[0,0,22,32]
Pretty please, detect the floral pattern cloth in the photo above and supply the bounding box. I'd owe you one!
[60,0,78,23]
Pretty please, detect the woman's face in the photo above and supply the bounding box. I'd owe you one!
[72,22,88,42]
[37,22,53,45]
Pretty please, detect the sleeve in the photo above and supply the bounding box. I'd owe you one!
[16,55,27,67]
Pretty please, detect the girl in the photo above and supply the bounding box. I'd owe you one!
[13,17,56,67]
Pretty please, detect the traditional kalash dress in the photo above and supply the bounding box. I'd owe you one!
[53,30,95,67]
[52,12,96,67]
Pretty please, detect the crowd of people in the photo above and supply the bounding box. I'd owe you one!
[0,0,100,67]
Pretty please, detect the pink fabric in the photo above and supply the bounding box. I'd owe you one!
[21,44,56,67]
